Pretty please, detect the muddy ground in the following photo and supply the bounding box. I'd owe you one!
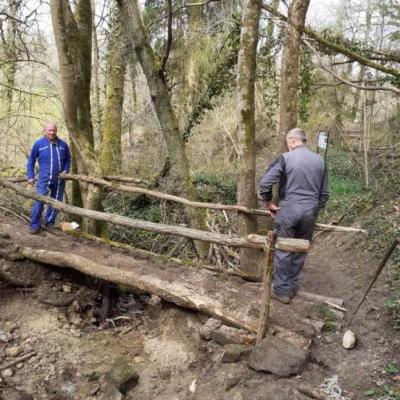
[0,215,399,400]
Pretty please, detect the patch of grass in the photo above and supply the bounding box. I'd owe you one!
[316,303,336,322]
[364,385,400,399]
[316,304,337,332]
[385,362,399,374]
[329,174,364,197]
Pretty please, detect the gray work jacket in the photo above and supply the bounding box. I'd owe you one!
[259,145,329,208]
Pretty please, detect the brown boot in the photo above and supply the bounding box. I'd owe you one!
[271,290,291,304]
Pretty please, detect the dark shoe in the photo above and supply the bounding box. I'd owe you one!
[29,227,41,235]
[271,290,291,304]
[290,287,298,299]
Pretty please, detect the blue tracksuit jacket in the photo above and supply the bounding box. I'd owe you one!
[27,136,71,229]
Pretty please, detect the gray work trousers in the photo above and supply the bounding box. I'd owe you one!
[273,201,318,296]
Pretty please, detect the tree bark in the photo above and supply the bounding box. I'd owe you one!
[50,0,102,233]
[101,6,127,175]
[117,0,208,258]
[278,0,311,150]
[236,0,261,275]
[91,0,102,151]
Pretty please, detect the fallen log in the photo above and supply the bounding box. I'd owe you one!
[0,179,309,252]
[10,243,319,342]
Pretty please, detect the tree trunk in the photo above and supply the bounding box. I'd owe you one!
[117,0,208,258]
[91,0,103,151]
[50,0,102,233]
[278,0,311,150]
[101,6,127,175]
[1,0,20,115]
[236,0,261,275]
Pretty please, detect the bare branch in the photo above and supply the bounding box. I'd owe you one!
[304,39,400,95]
[262,2,400,79]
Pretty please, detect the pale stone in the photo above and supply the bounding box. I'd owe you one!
[1,368,14,378]
[342,330,357,349]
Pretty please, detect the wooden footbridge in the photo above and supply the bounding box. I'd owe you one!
[0,175,362,348]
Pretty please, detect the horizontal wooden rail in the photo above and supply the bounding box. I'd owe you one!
[2,175,367,234]
[0,178,310,252]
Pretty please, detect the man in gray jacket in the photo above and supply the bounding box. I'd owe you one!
[259,128,329,304]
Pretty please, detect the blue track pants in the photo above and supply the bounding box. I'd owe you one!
[30,177,65,229]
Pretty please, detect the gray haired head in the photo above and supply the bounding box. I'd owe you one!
[286,128,307,143]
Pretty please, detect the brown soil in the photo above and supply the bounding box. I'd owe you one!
[0,214,399,400]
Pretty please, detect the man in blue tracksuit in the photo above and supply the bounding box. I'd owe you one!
[259,128,329,304]
[27,122,71,234]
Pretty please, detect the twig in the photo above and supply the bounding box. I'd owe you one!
[0,351,36,370]
[324,301,346,313]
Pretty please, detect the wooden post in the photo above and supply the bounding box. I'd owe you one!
[257,230,277,342]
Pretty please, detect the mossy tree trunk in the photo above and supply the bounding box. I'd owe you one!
[91,0,102,152]
[101,6,127,175]
[50,0,102,233]
[117,0,208,258]
[278,0,310,151]
[236,0,261,276]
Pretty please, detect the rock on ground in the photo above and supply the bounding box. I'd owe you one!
[248,335,309,377]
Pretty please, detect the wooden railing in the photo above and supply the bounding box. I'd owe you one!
[3,174,367,234]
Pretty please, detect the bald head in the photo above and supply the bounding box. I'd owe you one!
[44,122,58,142]
[286,128,307,151]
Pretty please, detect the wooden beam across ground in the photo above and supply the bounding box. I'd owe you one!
[0,178,309,252]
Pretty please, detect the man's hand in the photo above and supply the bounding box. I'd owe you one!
[27,178,34,186]
[58,171,67,178]
[265,201,280,217]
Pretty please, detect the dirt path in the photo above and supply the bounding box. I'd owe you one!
[0,214,399,399]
